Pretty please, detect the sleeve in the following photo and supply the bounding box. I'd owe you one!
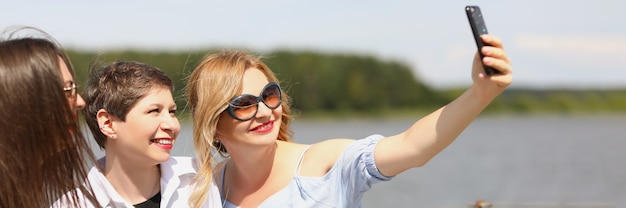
[339,134,393,195]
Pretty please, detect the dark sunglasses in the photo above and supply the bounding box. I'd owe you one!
[226,82,282,121]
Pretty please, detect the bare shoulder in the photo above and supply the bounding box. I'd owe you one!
[298,138,356,176]
[277,140,311,156]
[310,138,355,154]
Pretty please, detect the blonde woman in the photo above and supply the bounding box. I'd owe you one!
[186,34,512,207]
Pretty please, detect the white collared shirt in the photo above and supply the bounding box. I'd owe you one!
[53,156,221,208]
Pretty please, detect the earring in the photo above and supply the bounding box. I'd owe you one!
[212,139,221,147]
[212,138,229,156]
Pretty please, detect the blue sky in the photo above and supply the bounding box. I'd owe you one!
[1,0,624,89]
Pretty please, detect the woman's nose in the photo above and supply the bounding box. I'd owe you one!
[73,94,86,110]
[255,101,273,119]
[160,114,180,132]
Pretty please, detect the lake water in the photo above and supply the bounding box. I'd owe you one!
[90,115,626,208]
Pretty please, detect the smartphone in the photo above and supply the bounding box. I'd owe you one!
[465,5,497,75]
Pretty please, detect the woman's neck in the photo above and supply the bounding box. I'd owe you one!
[103,156,162,204]
[226,141,279,185]
[222,141,303,207]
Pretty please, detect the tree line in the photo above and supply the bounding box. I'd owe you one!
[66,49,626,118]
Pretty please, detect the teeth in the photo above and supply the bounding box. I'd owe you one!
[257,123,270,130]
[153,139,172,145]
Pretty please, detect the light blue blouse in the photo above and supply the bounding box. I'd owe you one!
[220,134,393,208]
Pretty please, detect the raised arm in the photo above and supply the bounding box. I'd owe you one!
[374,34,512,176]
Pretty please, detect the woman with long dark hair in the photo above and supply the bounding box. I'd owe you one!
[0,26,98,207]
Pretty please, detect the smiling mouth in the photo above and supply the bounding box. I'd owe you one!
[150,139,173,145]
[251,121,273,132]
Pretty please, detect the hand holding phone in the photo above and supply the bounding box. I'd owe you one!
[465,5,498,76]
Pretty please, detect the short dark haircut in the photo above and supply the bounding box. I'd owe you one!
[83,60,174,149]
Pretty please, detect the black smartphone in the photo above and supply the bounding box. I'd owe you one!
[465,5,497,76]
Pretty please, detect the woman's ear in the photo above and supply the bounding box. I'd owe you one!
[96,109,116,139]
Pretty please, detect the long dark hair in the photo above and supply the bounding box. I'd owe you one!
[0,26,98,207]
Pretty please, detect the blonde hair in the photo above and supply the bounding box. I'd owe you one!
[185,50,293,207]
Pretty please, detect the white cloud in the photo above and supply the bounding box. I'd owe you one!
[506,33,626,88]
[513,33,626,71]
[513,34,626,63]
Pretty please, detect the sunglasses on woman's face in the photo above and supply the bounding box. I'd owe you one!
[226,82,282,121]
